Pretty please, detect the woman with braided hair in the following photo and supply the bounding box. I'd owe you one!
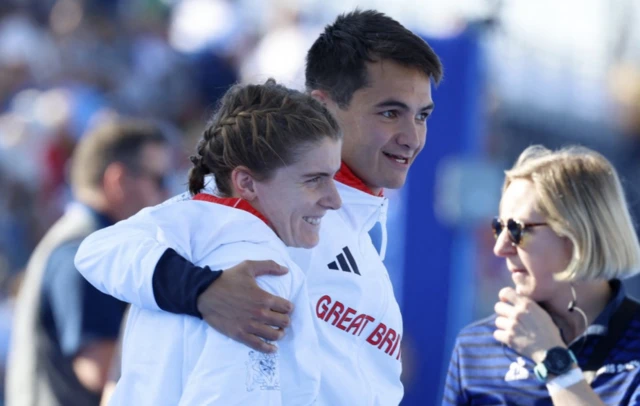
[103,79,342,405]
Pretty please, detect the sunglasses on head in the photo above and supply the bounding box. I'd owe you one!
[491,217,548,246]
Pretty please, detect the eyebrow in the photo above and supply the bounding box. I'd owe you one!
[303,171,335,178]
[374,99,435,112]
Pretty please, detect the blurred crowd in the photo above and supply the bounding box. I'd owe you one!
[0,0,241,400]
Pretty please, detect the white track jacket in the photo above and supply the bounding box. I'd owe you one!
[75,164,403,405]
[105,196,320,405]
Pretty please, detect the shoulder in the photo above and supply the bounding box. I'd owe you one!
[454,314,498,348]
[621,296,640,339]
[224,240,305,298]
[208,241,304,299]
[43,240,83,278]
[451,315,514,374]
[152,200,276,241]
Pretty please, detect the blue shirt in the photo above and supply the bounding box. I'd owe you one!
[443,280,640,405]
[40,205,127,357]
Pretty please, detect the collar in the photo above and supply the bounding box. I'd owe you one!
[332,166,389,260]
[192,193,270,226]
[334,162,384,197]
[585,279,627,336]
[71,202,115,229]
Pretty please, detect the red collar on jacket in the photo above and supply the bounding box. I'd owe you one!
[334,162,384,197]
[192,194,270,226]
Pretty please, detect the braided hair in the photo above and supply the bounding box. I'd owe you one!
[188,79,341,196]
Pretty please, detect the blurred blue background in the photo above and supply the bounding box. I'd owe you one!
[0,0,639,404]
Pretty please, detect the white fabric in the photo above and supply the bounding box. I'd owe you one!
[300,181,403,405]
[75,180,403,405]
[546,367,585,395]
[105,200,320,405]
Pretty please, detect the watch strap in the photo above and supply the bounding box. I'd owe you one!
[546,367,584,395]
[534,348,577,382]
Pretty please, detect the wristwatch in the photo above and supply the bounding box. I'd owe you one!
[534,347,577,382]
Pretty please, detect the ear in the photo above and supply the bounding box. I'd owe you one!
[310,89,330,105]
[230,166,258,200]
[562,236,574,258]
[102,162,127,202]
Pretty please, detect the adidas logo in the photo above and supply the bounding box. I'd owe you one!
[327,246,360,275]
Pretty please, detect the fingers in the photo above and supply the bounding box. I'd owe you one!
[249,286,294,315]
[244,260,289,277]
[493,329,510,345]
[494,315,512,331]
[247,323,286,343]
[494,301,515,318]
[267,294,294,315]
[258,309,291,329]
[238,333,279,354]
[498,287,518,304]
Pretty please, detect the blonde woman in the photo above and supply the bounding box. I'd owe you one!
[444,145,640,405]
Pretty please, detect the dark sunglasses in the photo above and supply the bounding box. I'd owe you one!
[492,217,548,246]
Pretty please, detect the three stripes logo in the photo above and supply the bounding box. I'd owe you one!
[327,246,360,275]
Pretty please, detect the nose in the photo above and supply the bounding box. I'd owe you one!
[493,226,516,258]
[319,179,342,210]
[396,118,425,151]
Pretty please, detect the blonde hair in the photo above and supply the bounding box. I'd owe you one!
[503,145,640,281]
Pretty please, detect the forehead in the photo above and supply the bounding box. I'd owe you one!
[139,142,171,171]
[285,138,342,175]
[500,179,541,220]
[351,60,433,108]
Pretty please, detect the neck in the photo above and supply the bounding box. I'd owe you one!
[335,162,383,197]
[75,189,120,222]
[540,280,612,344]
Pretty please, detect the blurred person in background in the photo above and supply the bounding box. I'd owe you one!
[6,119,173,406]
[444,145,640,405]
[75,9,443,405]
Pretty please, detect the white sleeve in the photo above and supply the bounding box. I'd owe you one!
[74,198,219,311]
[74,207,169,311]
[270,271,320,405]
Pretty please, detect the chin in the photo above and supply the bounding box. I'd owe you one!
[512,276,533,298]
[383,175,409,190]
[299,238,319,249]
[515,283,547,301]
[288,234,319,249]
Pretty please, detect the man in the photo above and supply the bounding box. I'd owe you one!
[75,9,442,404]
[7,120,173,406]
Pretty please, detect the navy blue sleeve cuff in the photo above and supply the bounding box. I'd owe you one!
[152,248,222,318]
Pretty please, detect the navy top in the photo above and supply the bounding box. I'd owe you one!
[40,206,127,357]
[152,248,222,318]
[443,280,640,405]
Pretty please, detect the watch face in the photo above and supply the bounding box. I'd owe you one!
[545,348,573,375]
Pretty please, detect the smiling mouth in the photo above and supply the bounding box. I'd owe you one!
[383,152,409,164]
[303,216,321,225]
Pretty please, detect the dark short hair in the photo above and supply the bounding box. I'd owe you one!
[188,79,342,196]
[305,9,443,108]
[70,120,168,192]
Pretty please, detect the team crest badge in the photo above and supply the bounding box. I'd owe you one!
[246,350,280,391]
[504,357,530,382]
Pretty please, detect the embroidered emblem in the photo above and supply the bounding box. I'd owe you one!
[505,357,530,382]
[246,350,280,392]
